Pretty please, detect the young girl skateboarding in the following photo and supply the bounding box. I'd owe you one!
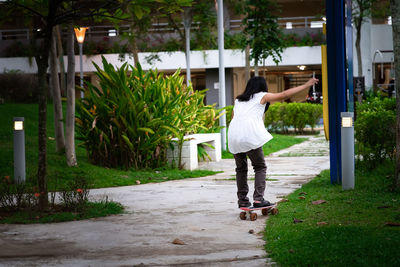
[228,76,319,208]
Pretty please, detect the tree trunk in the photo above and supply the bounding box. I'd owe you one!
[245,45,250,81]
[65,24,77,167]
[50,28,65,153]
[36,26,53,209]
[390,0,400,190]
[55,26,66,97]
[254,62,259,77]
[355,24,363,77]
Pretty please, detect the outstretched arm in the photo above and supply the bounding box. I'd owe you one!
[260,78,319,104]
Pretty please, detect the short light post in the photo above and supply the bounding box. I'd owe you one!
[13,117,25,184]
[74,27,88,98]
[341,112,355,190]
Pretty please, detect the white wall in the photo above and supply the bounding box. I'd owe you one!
[0,47,322,74]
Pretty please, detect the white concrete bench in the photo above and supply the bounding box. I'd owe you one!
[167,133,221,170]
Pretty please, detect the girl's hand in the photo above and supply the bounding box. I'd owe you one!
[305,78,319,87]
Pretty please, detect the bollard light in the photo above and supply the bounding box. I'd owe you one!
[14,120,23,130]
[13,117,26,184]
[341,112,354,190]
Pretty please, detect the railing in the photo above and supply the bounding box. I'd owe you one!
[1,16,323,41]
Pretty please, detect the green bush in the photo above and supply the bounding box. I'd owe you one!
[76,57,222,169]
[264,102,322,133]
[355,97,395,168]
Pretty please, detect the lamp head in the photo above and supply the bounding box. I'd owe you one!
[13,117,24,131]
[74,27,88,44]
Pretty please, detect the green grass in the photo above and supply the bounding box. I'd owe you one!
[0,201,124,224]
[265,161,400,267]
[0,103,219,190]
[222,133,307,159]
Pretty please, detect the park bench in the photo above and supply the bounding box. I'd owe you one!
[167,133,221,170]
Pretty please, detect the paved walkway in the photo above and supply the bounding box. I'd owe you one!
[0,133,329,267]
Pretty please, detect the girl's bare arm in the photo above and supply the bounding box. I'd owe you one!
[260,78,319,104]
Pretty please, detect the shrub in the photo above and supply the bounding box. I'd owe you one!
[265,102,322,134]
[355,97,395,168]
[76,57,222,169]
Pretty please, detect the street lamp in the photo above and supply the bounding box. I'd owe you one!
[74,27,88,98]
[13,117,25,184]
[216,0,227,151]
[182,7,192,86]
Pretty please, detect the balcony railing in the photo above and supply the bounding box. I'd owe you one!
[1,16,323,41]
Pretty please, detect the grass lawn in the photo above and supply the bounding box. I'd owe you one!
[0,103,218,190]
[265,161,400,266]
[222,133,308,159]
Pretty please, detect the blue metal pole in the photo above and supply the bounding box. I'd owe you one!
[325,0,347,184]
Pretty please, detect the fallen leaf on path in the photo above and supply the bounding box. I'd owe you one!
[312,200,326,205]
[385,222,400,227]
[317,221,328,225]
[293,218,303,224]
[248,229,254,234]
[172,238,185,245]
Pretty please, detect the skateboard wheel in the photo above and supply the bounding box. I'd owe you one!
[271,208,279,215]
[262,208,269,216]
[250,213,257,221]
[240,211,247,220]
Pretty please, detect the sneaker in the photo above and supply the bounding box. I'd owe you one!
[253,199,273,208]
[238,202,251,208]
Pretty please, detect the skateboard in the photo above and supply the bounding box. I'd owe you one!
[239,204,278,221]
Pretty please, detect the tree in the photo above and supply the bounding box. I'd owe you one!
[3,0,123,209]
[353,0,375,77]
[119,0,191,65]
[390,0,400,189]
[241,0,285,76]
[165,1,217,51]
[65,23,77,167]
[49,27,65,153]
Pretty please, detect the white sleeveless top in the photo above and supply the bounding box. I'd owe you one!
[228,92,273,154]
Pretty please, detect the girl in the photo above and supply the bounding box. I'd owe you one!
[228,76,319,208]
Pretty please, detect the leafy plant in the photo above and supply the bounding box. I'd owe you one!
[355,97,396,168]
[76,56,222,169]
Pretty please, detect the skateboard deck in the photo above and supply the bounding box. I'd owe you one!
[239,204,278,221]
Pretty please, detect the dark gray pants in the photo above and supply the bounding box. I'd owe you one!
[233,147,267,206]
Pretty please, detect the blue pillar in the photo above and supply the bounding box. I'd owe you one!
[326,0,347,184]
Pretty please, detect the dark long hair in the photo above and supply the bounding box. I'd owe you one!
[237,76,270,112]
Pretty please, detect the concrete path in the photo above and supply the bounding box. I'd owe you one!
[0,133,329,267]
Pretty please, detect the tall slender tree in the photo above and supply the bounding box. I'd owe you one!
[241,0,285,76]
[353,0,375,77]
[390,0,400,189]
[3,0,124,209]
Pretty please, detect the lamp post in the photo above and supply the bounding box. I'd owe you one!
[13,117,25,184]
[341,112,355,190]
[74,27,88,98]
[182,7,192,86]
[216,0,226,151]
